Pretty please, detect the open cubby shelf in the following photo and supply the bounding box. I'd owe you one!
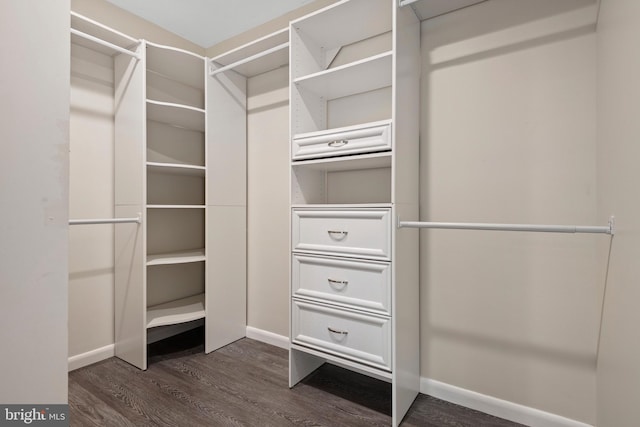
[147,293,206,329]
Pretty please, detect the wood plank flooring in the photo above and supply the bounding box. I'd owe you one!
[69,328,525,426]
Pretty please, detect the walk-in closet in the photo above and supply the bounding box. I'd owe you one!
[2,0,640,426]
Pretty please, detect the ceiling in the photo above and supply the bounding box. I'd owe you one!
[104,0,316,48]
[102,0,501,49]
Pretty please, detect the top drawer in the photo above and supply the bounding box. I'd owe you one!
[292,121,391,161]
[292,208,391,260]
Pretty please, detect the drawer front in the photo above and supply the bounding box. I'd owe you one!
[292,208,391,260]
[292,254,391,315]
[292,122,391,160]
[291,300,391,371]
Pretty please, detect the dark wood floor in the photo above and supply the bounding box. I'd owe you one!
[69,328,525,426]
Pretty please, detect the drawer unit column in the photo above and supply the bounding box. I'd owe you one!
[289,1,420,425]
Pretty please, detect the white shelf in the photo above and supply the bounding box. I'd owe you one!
[291,203,393,209]
[147,162,205,177]
[70,11,139,56]
[147,249,206,266]
[407,0,487,20]
[210,28,289,77]
[147,204,206,209]
[146,100,205,132]
[291,0,391,50]
[147,293,205,329]
[295,52,392,100]
[292,151,391,172]
[146,41,205,90]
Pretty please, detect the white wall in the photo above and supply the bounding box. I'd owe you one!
[420,0,599,423]
[596,0,640,425]
[0,0,70,403]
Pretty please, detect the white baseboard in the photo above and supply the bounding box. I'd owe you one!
[421,378,594,427]
[245,326,289,349]
[68,325,285,372]
[68,344,115,372]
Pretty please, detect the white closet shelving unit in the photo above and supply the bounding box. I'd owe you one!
[113,37,211,369]
[71,9,279,370]
[288,1,420,425]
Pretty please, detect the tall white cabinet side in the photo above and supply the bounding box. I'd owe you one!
[206,65,248,352]
[114,44,147,369]
[205,28,294,352]
[390,4,421,422]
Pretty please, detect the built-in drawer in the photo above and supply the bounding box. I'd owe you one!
[292,254,391,315]
[292,121,391,161]
[291,299,391,371]
[291,208,391,260]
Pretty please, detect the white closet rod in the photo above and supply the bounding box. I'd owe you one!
[70,28,140,59]
[69,216,141,226]
[209,42,289,76]
[397,217,615,235]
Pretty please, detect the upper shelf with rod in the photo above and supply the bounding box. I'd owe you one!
[209,28,289,78]
[70,11,141,59]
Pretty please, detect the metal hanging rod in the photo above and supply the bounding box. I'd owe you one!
[209,42,289,76]
[397,216,615,235]
[69,216,141,226]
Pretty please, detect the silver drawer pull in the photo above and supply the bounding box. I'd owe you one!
[328,278,348,288]
[328,139,348,147]
[328,327,348,335]
[327,230,348,240]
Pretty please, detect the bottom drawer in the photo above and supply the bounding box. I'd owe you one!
[291,299,391,371]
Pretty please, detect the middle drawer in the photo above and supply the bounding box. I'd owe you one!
[292,254,391,316]
[291,207,391,260]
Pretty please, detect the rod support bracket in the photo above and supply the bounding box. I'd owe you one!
[608,216,615,235]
